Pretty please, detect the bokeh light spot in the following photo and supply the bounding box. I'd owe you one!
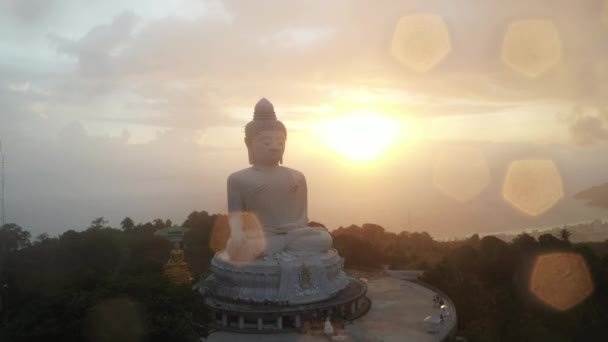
[530,253,594,311]
[433,146,490,202]
[503,159,563,216]
[84,297,144,342]
[224,211,267,266]
[390,14,451,72]
[209,214,230,253]
[501,20,562,78]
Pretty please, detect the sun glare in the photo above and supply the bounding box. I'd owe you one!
[321,113,399,162]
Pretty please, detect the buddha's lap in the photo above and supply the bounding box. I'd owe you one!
[243,226,332,255]
[283,226,332,253]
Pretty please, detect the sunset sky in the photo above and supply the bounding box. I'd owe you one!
[2,0,608,238]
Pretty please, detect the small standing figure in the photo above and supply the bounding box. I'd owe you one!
[432,295,440,308]
[439,304,449,322]
[324,316,335,336]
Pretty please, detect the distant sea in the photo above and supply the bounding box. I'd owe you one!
[480,218,608,237]
[433,217,608,242]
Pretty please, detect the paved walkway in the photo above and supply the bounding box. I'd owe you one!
[205,272,456,342]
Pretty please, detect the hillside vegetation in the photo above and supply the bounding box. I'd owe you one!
[1,212,607,341]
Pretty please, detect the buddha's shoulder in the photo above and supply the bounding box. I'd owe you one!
[227,167,256,183]
[227,167,306,183]
[279,166,306,180]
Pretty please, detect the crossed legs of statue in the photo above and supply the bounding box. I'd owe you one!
[275,226,332,257]
[234,226,331,261]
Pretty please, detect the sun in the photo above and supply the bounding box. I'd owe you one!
[321,113,399,161]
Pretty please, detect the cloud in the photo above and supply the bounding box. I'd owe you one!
[57,120,87,141]
[0,0,605,137]
[562,106,608,145]
[119,81,233,129]
[50,11,140,76]
[2,118,238,235]
[0,73,52,138]
[125,1,608,110]
[2,0,55,24]
[4,0,608,236]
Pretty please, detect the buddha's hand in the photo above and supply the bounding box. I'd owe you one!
[226,229,264,262]
[226,228,247,257]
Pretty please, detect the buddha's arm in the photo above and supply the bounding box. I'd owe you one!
[227,175,245,228]
[295,171,310,226]
[301,173,309,224]
[226,175,246,257]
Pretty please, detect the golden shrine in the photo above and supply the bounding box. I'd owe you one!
[154,226,193,285]
[164,242,193,285]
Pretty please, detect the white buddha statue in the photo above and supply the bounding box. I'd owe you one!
[205,98,348,305]
[225,97,332,262]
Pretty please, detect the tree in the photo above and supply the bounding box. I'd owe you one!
[89,217,109,230]
[538,233,566,249]
[512,233,537,251]
[0,223,31,252]
[0,226,208,341]
[333,234,383,269]
[120,217,135,231]
[308,221,327,229]
[182,212,225,275]
[34,233,49,244]
[478,236,514,286]
[152,218,167,229]
[361,223,387,242]
[559,228,572,243]
[467,233,481,246]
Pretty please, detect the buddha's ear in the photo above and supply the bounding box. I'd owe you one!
[244,137,254,164]
[248,149,255,165]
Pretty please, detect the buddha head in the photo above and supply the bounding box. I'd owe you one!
[245,98,287,165]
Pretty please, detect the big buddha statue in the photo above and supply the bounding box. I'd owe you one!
[203,98,348,305]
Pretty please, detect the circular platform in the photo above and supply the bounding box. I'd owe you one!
[203,272,457,341]
[203,277,369,333]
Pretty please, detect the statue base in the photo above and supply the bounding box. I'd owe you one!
[203,249,350,305]
[201,277,369,333]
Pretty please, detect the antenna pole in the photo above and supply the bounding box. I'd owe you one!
[408,209,411,231]
[1,140,4,228]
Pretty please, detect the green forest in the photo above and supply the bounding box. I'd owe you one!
[1,212,608,341]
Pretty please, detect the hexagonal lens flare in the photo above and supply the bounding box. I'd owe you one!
[433,146,490,202]
[501,20,562,78]
[390,14,452,72]
[530,252,594,311]
[502,159,563,216]
[209,215,230,253]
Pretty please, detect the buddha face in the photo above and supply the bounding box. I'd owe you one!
[248,130,286,166]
